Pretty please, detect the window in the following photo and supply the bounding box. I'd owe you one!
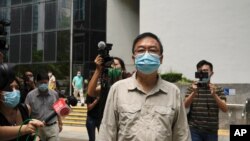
[9,35,20,63]
[32,33,43,62]
[10,7,21,33]
[45,2,57,30]
[57,30,70,61]
[20,34,32,63]
[44,32,56,61]
[21,5,32,32]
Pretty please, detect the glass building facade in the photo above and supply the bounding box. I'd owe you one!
[0,0,106,91]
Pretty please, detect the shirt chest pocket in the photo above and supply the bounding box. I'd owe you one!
[118,104,141,125]
[153,106,175,134]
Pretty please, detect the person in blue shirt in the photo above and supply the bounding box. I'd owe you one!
[72,71,85,106]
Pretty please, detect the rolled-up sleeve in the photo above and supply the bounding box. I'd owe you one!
[173,90,191,141]
[98,85,119,141]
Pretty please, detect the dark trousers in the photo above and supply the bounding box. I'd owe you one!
[86,116,99,141]
[190,127,218,141]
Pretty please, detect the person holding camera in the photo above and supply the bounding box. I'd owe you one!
[98,32,190,141]
[184,60,228,141]
[0,64,44,141]
[87,54,129,129]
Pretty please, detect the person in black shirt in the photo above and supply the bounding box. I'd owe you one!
[20,71,36,103]
[85,94,100,141]
[87,55,130,129]
[0,64,44,141]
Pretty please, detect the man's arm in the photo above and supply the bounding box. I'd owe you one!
[72,77,75,88]
[184,83,197,108]
[87,97,99,111]
[210,84,228,112]
[173,91,191,141]
[98,85,118,141]
[57,115,63,132]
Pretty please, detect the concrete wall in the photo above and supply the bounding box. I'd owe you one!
[140,0,250,83]
[106,0,139,72]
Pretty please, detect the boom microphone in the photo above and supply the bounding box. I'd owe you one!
[44,96,77,124]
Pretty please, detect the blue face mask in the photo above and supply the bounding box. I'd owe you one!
[38,83,48,92]
[3,90,21,108]
[135,52,161,74]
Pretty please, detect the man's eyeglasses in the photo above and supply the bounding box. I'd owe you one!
[134,47,161,55]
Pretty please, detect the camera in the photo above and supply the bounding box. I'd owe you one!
[195,71,209,88]
[97,41,113,68]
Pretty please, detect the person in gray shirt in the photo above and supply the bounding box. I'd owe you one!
[25,71,63,141]
[98,32,190,141]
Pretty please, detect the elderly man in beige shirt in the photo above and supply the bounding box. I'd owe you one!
[98,32,190,141]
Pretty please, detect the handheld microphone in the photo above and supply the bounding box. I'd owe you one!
[44,96,77,124]
[98,41,106,49]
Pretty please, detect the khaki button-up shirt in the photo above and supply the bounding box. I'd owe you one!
[98,73,190,141]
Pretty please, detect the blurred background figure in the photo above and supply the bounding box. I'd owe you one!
[20,71,36,103]
[85,71,100,141]
[25,71,62,141]
[48,71,57,90]
[0,52,3,64]
[72,70,85,106]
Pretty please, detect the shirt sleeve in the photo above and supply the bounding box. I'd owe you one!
[98,85,118,141]
[173,89,191,141]
[24,92,31,105]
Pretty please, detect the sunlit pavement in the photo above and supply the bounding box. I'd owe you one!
[59,125,229,141]
[59,126,89,141]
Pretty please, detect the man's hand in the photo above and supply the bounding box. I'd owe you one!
[58,122,63,132]
[209,83,217,96]
[191,81,198,96]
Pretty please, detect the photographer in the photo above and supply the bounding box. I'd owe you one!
[0,64,44,141]
[184,60,228,141]
[87,54,129,128]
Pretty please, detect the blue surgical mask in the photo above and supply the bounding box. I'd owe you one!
[38,83,48,92]
[3,90,21,108]
[201,76,210,83]
[135,52,161,74]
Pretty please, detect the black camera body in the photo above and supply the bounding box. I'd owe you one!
[195,71,209,88]
[97,41,113,68]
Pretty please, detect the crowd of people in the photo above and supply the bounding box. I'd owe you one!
[0,32,228,141]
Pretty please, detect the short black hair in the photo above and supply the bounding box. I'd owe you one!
[36,72,49,82]
[196,60,213,71]
[132,32,163,54]
[0,63,16,90]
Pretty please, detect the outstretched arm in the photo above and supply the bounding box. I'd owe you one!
[87,55,103,97]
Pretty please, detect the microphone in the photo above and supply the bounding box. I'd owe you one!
[98,41,106,49]
[44,96,77,124]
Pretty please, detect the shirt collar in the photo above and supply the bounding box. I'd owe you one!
[36,88,50,97]
[128,72,168,95]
